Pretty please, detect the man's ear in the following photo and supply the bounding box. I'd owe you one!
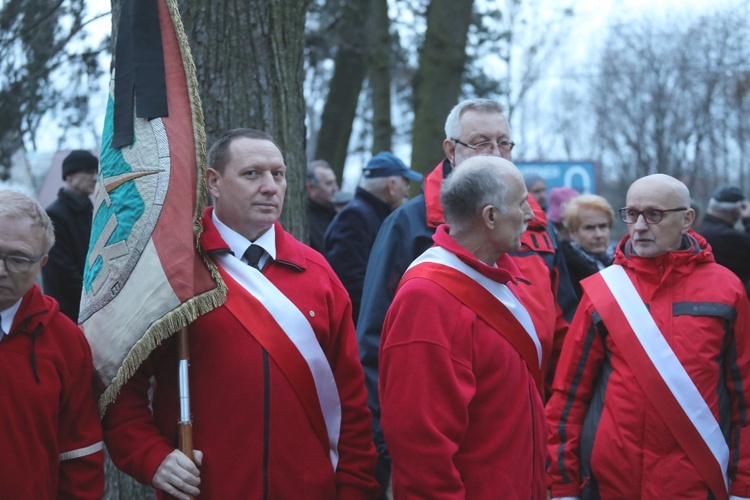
[443,139,456,165]
[682,208,696,232]
[482,204,495,229]
[206,168,220,199]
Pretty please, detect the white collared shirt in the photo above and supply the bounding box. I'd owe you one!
[0,298,23,341]
[212,211,277,270]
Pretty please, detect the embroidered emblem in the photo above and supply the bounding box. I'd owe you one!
[79,91,169,322]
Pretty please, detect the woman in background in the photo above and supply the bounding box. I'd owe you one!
[561,194,615,299]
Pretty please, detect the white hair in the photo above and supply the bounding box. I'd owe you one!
[444,99,506,139]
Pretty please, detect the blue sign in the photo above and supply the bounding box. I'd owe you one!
[516,161,596,195]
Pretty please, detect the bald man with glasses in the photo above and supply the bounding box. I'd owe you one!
[547,174,750,500]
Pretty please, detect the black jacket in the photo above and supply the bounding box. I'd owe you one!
[324,187,392,326]
[560,239,613,300]
[307,198,337,252]
[42,188,93,322]
[697,213,750,296]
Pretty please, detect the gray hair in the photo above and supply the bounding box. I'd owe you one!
[441,160,510,228]
[306,159,332,185]
[444,98,506,139]
[362,176,392,192]
[0,190,55,252]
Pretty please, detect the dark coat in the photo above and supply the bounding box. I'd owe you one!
[697,213,750,296]
[324,187,392,326]
[307,198,337,252]
[560,239,613,299]
[42,188,93,322]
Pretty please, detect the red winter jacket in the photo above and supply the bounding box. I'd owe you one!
[380,225,547,499]
[103,210,378,499]
[547,231,750,499]
[424,163,572,394]
[0,285,104,498]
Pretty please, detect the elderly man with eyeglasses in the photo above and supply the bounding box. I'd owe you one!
[357,98,577,497]
[0,190,104,498]
[547,173,750,500]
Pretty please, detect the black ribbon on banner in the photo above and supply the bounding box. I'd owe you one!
[112,0,168,149]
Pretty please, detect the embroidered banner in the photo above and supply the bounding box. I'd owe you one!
[80,0,225,413]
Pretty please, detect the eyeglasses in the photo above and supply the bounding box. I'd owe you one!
[619,207,688,224]
[452,138,516,154]
[0,252,45,273]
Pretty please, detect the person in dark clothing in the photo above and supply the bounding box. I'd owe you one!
[42,149,98,322]
[560,194,615,299]
[697,184,750,297]
[306,160,339,252]
[324,152,422,326]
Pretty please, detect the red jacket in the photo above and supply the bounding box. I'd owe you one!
[547,231,750,498]
[0,285,104,498]
[103,209,378,499]
[380,225,547,499]
[424,164,572,394]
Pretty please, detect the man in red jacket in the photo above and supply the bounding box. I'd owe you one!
[358,98,576,494]
[547,174,750,499]
[103,129,379,499]
[0,190,104,498]
[380,156,547,499]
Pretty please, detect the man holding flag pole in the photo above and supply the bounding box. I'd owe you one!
[104,128,379,498]
[82,0,376,498]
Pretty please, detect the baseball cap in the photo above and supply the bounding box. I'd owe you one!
[362,152,423,181]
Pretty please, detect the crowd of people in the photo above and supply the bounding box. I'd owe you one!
[2,97,750,499]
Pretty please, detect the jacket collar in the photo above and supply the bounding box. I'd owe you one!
[58,187,93,211]
[614,230,713,287]
[8,285,53,337]
[424,159,452,228]
[423,159,549,231]
[200,206,307,271]
[432,224,523,285]
[354,186,392,219]
[525,196,548,230]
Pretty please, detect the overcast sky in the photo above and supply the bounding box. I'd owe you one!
[34,0,741,162]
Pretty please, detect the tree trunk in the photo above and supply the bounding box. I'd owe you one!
[368,0,392,154]
[102,448,155,500]
[181,0,311,240]
[410,0,474,174]
[313,0,371,178]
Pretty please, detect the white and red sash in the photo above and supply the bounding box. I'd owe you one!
[215,252,341,470]
[402,247,543,393]
[584,264,729,500]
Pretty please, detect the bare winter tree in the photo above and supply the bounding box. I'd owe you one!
[313,0,372,178]
[587,8,750,200]
[180,0,311,240]
[410,0,475,173]
[0,0,106,179]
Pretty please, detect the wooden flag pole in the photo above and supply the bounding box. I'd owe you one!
[177,326,194,462]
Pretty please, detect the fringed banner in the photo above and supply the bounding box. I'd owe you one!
[81,0,225,415]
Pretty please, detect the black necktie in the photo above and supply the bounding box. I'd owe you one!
[243,244,264,270]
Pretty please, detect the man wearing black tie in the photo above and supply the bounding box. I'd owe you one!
[104,129,379,499]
